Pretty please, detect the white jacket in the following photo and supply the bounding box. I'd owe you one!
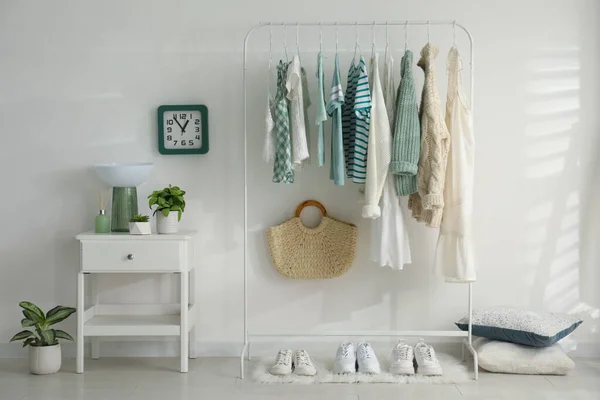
[434,47,476,282]
[362,54,392,219]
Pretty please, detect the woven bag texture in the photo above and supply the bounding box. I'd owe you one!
[267,216,357,279]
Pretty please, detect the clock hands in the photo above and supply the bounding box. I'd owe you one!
[173,116,185,131]
[181,120,190,134]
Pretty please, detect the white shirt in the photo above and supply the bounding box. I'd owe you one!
[362,54,392,219]
[383,50,396,127]
[286,55,309,168]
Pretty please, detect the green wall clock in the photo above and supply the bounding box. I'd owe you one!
[158,105,209,155]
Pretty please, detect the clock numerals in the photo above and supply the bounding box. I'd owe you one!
[160,107,206,152]
[166,139,196,147]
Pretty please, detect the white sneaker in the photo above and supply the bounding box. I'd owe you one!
[293,349,316,376]
[356,341,381,374]
[333,341,356,374]
[269,349,293,375]
[390,340,415,375]
[414,340,443,376]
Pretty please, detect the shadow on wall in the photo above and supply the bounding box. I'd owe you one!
[522,46,599,350]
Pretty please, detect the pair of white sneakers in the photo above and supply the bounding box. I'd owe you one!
[390,340,443,376]
[334,341,381,374]
[269,349,317,376]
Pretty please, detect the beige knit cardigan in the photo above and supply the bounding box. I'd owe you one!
[408,43,451,228]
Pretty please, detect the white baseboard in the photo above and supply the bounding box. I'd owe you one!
[0,340,598,359]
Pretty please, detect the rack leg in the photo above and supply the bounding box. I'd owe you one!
[246,342,251,360]
[240,342,249,379]
[464,339,479,380]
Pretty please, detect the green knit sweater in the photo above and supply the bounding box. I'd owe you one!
[391,50,420,196]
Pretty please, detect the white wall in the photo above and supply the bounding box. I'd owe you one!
[1,0,599,357]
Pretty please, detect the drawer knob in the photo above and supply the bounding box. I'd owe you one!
[127,254,134,260]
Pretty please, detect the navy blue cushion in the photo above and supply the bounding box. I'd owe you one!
[455,308,583,347]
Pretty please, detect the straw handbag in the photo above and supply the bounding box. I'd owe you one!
[267,200,357,279]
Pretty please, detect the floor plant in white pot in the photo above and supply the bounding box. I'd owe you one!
[129,214,151,235]
[10,301,76,375]
[148,184,186,234]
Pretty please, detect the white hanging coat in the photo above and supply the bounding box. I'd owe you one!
[434,48,476,282]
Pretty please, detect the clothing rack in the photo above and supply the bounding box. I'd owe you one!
[241,21,478,380]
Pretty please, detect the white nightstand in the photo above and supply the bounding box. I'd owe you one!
[75,230,197,373]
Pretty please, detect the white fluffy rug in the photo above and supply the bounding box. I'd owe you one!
[252,353,471,384]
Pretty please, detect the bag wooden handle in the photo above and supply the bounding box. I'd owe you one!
[295,200,327,218]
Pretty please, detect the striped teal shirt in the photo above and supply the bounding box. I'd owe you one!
[342,62,359,177]
[352,57,371,184]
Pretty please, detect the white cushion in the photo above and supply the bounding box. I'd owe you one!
[475,337,575,375]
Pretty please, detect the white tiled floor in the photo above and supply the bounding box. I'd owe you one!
[0,357,598,400]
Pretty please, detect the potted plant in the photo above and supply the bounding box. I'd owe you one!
[129,214,151,235]
[10,301,76,375]
[148,184,186,234]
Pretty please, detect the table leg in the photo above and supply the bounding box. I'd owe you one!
[76,272,85,374]
[189,267,197,359]
[91,274,100,360]
[180,271,189,373]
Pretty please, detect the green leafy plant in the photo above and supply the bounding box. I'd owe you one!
[129,214,150,223]
[148,185,186,221]
[10,302,76,347]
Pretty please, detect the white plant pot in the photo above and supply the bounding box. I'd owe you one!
[29,344,61,375]
[129,221,152,235]
[156,212,179,234]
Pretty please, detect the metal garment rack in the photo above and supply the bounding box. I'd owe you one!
[241,21,478,380]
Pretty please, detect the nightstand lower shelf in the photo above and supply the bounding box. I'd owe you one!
[85,315,182,336]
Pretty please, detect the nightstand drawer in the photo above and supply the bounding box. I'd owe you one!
[81,241,182,272]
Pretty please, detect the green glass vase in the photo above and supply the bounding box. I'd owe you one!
[111,187,138,232]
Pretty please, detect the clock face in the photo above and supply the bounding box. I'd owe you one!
[157,105,209,155]
[163,110,203,149]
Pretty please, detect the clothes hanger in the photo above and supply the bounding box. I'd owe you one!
[427,20,431,44]
[319,22,323,53]
[404,21,409,52]
[384,21,390,62]
[370,21,376,60]
[295,200,327,218]
[282,23,289,62]
[268,22,273,91]
[352,21,361,64]
[335,22,339,54]
[453,20,457,48]
[296,22,302,63]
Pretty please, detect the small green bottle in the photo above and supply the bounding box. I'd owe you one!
[95,210,110,233]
